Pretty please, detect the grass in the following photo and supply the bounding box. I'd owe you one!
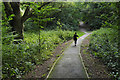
[76,31,85,38]
[2,29,85,79]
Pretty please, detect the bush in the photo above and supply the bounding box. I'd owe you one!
[89,28,119,78]
[2,27,84,79]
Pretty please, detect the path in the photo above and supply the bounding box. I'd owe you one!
[47,32,91,79]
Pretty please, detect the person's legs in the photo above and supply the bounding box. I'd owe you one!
[75,40,77,46]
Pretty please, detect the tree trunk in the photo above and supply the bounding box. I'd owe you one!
[10,16,24,39]
[3,2,51,39]
[4,2,24,39]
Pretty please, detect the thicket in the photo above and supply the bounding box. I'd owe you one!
[44,2,120,31]
[2,24,84,79]
[40,2,82,30]
[2,2,86,79]
[3,28,69,79]
[89,28,119,78]
[80,2,120,30]
[84,2,120,79]
[2,2,120,79]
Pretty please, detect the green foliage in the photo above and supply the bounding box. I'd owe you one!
[80,2,120,30]
[2,2,86,79]
[89,28,119,78]
[24,2,59,30]
[2,14,32,79]
[3,2,120,79]
[23,2,120,31]
[2,25,84,79]
[43,2,82,30]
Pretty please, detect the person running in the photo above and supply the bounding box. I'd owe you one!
[73,32,79,46]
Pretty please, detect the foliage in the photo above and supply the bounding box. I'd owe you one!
[89,28,119,78]
[35,2,82,30]
[38,2,120,30]
[2,2,119,79]
[80,2,120,30]
[23,2,60,31]
[2,2,86,79]
[3,2,60,39]
[2,23,84,79]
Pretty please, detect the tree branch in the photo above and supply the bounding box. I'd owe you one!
[21,2,51,23]
[10,2,20,16]
[3,2,13,18]
[21,6,31,23]
[38,2,51,10]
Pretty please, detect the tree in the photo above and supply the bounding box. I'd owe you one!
[79,2,120,30]
[3,2,51,39]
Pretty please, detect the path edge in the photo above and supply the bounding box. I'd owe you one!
[78,33,91,79]
[45,41,73,80]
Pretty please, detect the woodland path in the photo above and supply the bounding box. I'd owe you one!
[47,31,92,79]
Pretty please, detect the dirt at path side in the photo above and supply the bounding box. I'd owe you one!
[49,33,92,78]
[23,40,73,78]
[80,35,111,78]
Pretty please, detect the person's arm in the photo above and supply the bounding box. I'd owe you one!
[77,35,79,37]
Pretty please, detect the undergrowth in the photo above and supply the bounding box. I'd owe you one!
[2,26,84,79]
[89,28,119,79]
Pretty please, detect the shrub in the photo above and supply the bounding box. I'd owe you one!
[89,28,119,78]
[2,27,84,79]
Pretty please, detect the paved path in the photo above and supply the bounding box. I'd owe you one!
[48,32,91,78]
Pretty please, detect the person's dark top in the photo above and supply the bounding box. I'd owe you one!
[73,33,79,40]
